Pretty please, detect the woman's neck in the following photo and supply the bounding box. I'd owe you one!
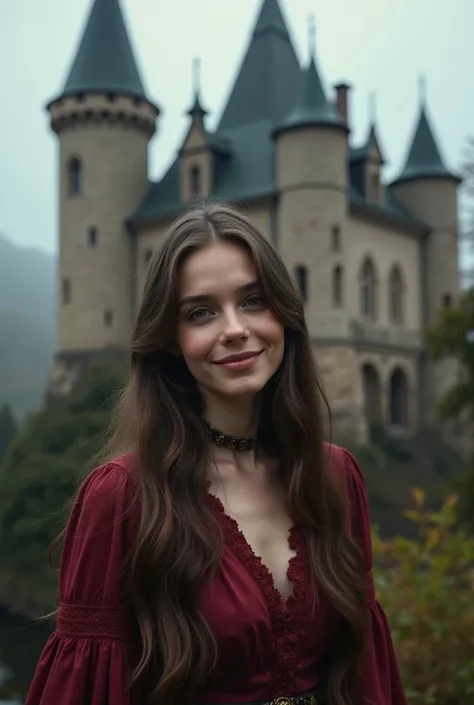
[204,395,259,439]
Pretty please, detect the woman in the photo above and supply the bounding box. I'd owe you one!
[26,203,406,705]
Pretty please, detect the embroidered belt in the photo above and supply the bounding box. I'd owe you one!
[200,686,325,705]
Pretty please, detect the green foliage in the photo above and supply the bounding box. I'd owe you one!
[373,490,474,704]
[0,364,125,612]
[426,287,474,421]
[0,404,18,464]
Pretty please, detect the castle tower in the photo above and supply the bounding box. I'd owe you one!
[389,87,461,422]
[273,21,348,336]
[273,25,361,437]
[47,0,159,392]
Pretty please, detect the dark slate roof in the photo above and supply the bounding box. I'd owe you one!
[133,120,275,222]
[274,56,346,135]
[391,105,459,185]
[59,0,148,101]
[217,0,303,129]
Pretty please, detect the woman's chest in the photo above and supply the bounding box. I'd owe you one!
[209,483,296,599]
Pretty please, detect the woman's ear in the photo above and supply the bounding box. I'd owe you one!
[169,341,181,356]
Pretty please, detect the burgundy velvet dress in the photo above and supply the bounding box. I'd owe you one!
[25,445,406,705]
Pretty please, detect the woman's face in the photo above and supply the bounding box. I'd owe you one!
[176,240,285,404]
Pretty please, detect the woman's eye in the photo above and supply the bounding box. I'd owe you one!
[189,307,212,321]
[245,294,265,307]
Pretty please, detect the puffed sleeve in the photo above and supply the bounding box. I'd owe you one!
[25,461,145,705]
[339,446,407,705]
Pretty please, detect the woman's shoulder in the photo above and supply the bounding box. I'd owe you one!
[67,453,140,534]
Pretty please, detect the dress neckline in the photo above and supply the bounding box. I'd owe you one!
[207,491,307,692]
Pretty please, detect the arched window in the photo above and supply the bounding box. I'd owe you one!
[442,293,453,309]
[388,265,404,324]
[362,364,382,423]
[104,310,114,327]
[331,225,341,252]
[190,165,201,198]
[360,257,377,318]
[67,156,83,196]
[62,278,71,305]
[389,367,409,428]
[88,226,98,247]
[295,265,308,302]
[332,265,343,307]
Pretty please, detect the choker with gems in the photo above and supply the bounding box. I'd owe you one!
[205,421,258,452]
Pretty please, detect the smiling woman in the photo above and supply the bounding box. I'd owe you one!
[26,203,406,705]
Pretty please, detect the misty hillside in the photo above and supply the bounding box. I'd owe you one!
[0,234,56,417]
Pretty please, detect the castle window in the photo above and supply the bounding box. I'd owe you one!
[190,165,201,198]
[442,293,453,309]
[145,249,153,264]
[88,226,98,247]
[295,265,308,302]
[104,310,113,327]
[369,172,380,203]
[331,225,341,252]
[362,363,382,423]
[389,367,409,429]
[388,265,404,324]
[62,278,71,305]
[360,257,377,319]
[332,265,343,307]
[67,156,83,196]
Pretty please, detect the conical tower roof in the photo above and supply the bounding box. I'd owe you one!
[217,0,302,129]
[275,55,346,135]
[392,104,459,185]
[58,0,148,101]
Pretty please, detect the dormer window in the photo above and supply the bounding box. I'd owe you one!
[190,165,201,198]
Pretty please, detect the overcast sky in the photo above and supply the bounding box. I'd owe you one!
[1,0,473,256]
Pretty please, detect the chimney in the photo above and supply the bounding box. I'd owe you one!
[335,83,351,126]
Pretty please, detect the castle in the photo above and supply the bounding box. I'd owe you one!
[46,0,461,442]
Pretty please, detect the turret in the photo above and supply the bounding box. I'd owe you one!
[389,83,461,422]
[179,60,231,204]
[273,18,348,338]
[47,0,159,356]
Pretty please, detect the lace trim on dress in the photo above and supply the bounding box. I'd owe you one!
[56,602,130,641]
[208,493,307,693]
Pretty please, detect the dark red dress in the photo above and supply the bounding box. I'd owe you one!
[25,445,406,704]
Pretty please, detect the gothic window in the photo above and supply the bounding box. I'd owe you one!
[360,257,377,319]
[88,226,98,247]
[67,156,83,196]
[295,265,308,302]
[389,367,409,428]
[388,265,404,324]
[190,165,201,198]
[332,265,343,307]
[331,225,341,252]
[62,278,71,305]
[104,310,113,327]
[362,363,382,423]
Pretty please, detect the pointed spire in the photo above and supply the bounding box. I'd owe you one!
[274,22,346,136]
[254,0,288,37]
[59,0,148,101]
[308,14,316,61]
[217,0,301,129]
[187,58,207,119]
[392,84,459,185]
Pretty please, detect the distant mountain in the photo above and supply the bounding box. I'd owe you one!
[0,234,56,418]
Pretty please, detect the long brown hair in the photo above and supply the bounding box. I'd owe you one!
[99,203,367,703]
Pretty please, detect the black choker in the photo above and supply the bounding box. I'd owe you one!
[205,421,258,451]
